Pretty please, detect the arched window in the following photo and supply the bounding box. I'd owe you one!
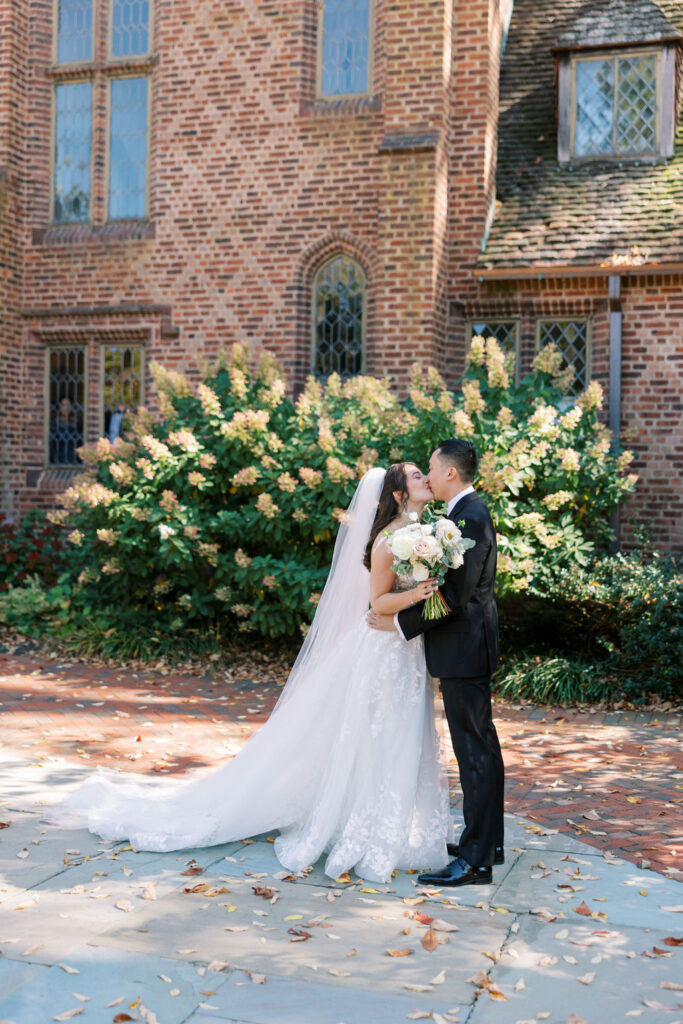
[312,255,366,379]
[318,0,372,98]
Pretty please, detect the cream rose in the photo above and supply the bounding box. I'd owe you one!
[411,561,430,582]
[413,536,439,563]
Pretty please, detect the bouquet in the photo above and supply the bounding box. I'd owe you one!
[384,510,475,620]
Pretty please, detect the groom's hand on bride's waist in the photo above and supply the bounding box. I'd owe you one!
[366,610,396,632]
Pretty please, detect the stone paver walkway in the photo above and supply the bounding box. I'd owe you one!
[1,653,680,877]
[0,652,681,1024]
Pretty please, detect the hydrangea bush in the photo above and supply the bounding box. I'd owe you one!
[35,338,635,646]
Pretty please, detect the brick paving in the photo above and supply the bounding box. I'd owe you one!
[1,651,681,879]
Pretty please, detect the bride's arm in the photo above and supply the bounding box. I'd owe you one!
[369,539,437,614]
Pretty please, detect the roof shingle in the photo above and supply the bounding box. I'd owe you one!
[554,0,682,51]
[480,0,683,272]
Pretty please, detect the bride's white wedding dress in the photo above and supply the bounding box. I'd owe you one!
[52,470,450,883]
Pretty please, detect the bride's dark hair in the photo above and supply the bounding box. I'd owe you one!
[362,463,409,571]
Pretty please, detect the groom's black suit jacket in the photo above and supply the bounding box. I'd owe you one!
[397,491,499,679]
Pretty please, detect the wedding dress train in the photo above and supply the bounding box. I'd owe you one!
[52,469,451,882]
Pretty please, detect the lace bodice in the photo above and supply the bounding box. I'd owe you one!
[391,573,416,593]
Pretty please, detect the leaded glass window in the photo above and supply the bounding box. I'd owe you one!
[56,0,93,63]
[538,320,589,398]
[573,51,659,158]
[48,348,85,465]
[103,345,143,442]
[109,77,148,219]
[320,0,371,97]
[111,0,150,58]
[53,81,92,223]
[313,256,365,379]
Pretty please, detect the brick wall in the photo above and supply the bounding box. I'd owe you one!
[0,0,27,520]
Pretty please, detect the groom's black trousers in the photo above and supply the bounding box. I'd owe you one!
[440,674,505,869]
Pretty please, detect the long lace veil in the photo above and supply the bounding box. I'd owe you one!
[273,466,386,712]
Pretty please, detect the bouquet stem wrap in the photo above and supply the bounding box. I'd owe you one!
[424,588,451,620]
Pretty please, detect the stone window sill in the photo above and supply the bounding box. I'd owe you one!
[299,94,382,117]
[32,221,155,246]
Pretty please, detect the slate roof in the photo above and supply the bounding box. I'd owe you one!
[554,0,682,50]
[479,0,683,272]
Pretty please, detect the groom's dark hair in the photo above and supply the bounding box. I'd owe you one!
[437,439,478,483]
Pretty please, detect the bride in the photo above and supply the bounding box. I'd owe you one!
[51,465,451,883]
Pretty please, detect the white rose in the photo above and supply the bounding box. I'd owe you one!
[413,536,440,563]
[420,524,434,536]
[389,531,415,561]
[411,561,430,581]
[449,550,464,569]
[435,518,457,540]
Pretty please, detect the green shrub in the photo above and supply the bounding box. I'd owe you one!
[3,340,636,663]
[495,549,682,703]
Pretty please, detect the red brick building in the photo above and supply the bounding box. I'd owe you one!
[1,0,681,549]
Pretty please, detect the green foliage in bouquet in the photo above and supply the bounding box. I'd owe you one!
[9,338,636,656]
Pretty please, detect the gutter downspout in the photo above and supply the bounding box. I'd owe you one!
[608,274,622,551]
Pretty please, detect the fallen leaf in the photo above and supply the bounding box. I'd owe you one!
[207,961,230,973]
[422,929,439,953]
[567,1016,588,1024]
[413,913,434,925]
[115,899,135,913]
[284,915,303,922]
[662,936,683,946]
[574,901,592,917]
[328,968,352,977]
[181,865,205,876]
[288,929,312,942]
[16,849,29,860]
[252,885,277,899]
[626,796,642,804]
[486,984,507,1001]
[514,978,526,992]
[578,972,596,985]
[53,1012,84,1022]
[660,905,683,912]
[57,964,80,975]
[660,981,683,991]
[386,948,414,957]
[246,971,266,984]
[406,1013,432,1021]
[71,995,89,1003]
[404,984,434,993]
[112,1016,134,1023]
[467,970,489,988]
[106,998,124,1008]
[430,969,447,985]
[642,999,677,1011]
[431,919,460,932]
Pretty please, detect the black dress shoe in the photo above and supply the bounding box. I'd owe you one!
[418,856,492,887]
[447,842,505,865]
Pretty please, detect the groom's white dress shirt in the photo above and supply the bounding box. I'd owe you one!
[393,485,476,639]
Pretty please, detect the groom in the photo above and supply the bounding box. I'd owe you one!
[368,438,504,886]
